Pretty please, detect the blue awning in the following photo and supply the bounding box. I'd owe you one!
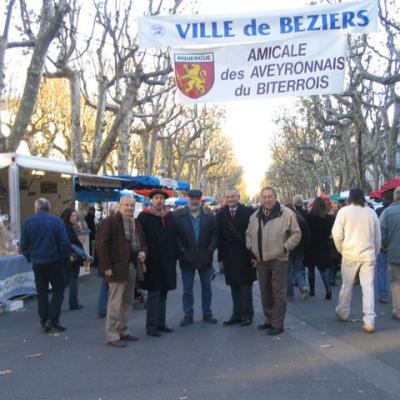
[116,175,190,191]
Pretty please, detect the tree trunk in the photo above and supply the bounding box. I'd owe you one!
[4,0,68,152]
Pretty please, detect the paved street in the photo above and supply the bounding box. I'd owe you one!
[1,271,400,400]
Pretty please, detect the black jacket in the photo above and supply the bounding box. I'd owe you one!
[304,213,334,269]
[216,204,256,285]
[137,209,178,291]
[173,206,217,270]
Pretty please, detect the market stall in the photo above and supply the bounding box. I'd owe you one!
[0,153,75,305]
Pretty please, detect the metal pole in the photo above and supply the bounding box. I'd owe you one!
[8,163,20,239]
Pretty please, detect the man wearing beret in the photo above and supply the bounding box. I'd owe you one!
[174,189,218,327]
[137,189,179,337]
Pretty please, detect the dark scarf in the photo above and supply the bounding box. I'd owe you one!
[256,202,282,261]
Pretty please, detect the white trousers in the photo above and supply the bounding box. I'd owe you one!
[336,259,376,325]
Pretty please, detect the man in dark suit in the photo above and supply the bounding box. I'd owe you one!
[217,188,256,326]
[174,189,218,327]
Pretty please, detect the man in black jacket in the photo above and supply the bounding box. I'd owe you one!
[174,189,218,327]
[217,188,256,326]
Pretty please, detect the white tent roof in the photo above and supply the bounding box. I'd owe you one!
[0,153,75,175]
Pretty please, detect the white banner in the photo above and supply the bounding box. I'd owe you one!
[170,33,347,103]
[139,0,377,49]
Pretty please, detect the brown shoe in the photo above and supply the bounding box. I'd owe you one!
[203,315,218,324]
[107,340,126,348]
[120,334,139,341]
[363,323,375,333]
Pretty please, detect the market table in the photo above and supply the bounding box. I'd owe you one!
[0,255,36,304]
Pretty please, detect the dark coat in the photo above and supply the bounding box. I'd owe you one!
[84,213,96,241]
[173,206,217,270]
[96,212,147,283]
[21,210,70,264]
[304,213,334,270]
[137,209,178,292]
[216,204,256,285]
[64,222,84,268]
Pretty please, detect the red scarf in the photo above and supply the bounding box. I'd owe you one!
[144,207,170,227]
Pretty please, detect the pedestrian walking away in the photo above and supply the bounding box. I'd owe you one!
[246,186,301,336]
[332,188,381,333]
[20,198,70,334]
[96,196,147,347]
[174,189,218,327]
[375,190,393,303]
[304,197,335,300]
[217,188,256,327]
[285,201,311,300]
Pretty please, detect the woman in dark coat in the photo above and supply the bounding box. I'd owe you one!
[137,190,179,336]
[61,207,91,310]
[304,197,334,300]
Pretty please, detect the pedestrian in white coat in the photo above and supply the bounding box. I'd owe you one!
[332,188,381,333]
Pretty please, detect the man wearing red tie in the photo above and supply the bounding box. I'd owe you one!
[216,188,256,326]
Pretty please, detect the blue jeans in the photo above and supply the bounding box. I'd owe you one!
[181,267,213,317]
[97,279,109,315]
[287,249,307,297]
[65,263,80,308]
[376,251,388,298]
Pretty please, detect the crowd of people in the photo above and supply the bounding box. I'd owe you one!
[19,184,400,347]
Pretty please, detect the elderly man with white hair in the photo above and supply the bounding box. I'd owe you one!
[96,196,147,348]
[21,198,70,334]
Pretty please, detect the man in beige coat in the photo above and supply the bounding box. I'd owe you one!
[246,187,301,335]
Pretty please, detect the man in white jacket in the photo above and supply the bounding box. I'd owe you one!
[332,188,381,333]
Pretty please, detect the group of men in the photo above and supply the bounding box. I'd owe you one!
[94,186,303,347]
[21,185,400,346]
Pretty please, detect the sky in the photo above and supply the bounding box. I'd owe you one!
[193,0,308,196]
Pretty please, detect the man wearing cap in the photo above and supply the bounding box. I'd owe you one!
[137,189,179,337]
[174,189,218,327]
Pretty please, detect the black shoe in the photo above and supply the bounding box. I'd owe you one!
[180,316,194,327]
[120,334,139,341]
[147,330,162,337]
[41,323,51,334]
[70,304,83,311]
[267,327,284,336]
[49,324,67,333]
[158,325,173,333]
[379,297,388,304]
[325,291,332,300]
[223,318,242,326]
[240,318,253,327]
[203,315,218,324]
[309,290,315,297]
[257,322,272,330]
[97,312,106,319]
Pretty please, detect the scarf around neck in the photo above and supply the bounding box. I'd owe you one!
[144,206,170,227]
[121,214,140,253]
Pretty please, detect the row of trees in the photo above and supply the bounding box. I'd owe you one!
[0,0,245,198]
[265,0,400,202]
